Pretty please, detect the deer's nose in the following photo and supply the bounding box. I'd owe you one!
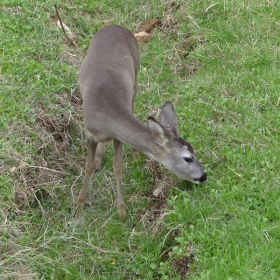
[199,172,207,182]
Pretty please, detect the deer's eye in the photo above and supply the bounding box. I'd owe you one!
[184,156,194,163]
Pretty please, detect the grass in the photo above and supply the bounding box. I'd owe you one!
[1,0,280,279]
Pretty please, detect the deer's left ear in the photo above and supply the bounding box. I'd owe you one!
[160,101,179,136]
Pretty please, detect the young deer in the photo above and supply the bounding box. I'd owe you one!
[77,25,207,215]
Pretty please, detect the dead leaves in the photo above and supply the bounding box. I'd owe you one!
[56,21,76,43]
[138,19,161,33]
[134,31,151,43]
[54,4,84,54]
[133,2,218,43]
[134,19,161,43]
[53,2,218,48]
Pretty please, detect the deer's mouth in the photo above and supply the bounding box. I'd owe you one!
[193,172,207,183]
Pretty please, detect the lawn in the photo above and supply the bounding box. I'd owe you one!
[1,0,279,279]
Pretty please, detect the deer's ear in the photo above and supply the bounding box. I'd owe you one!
[160,101,179,136]
[147,116,169,146]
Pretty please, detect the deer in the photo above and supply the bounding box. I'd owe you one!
[76,25,207,216]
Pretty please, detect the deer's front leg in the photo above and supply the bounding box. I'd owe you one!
[113,139,126,216]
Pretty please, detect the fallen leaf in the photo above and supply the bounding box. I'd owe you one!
[138,19,161,34]
[134,31,151,43]
[56,20,76,41]
[9,166,16,173]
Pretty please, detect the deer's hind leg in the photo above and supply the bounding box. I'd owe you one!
[76,135,98,211]
[94,142,105,171]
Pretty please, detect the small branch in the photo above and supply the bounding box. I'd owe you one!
[28,164,72,175]
[277,97,280,106]
[204,3,218,14]
[13,155,72,176]
[226,164,243,178]
[31,187,46,217]
[54,4,81,51]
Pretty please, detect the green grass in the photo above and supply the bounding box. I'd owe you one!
[1,0,280,279]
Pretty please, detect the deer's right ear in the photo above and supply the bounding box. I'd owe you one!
[147,116,169,146]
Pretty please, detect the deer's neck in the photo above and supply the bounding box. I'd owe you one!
[112,114,161,161]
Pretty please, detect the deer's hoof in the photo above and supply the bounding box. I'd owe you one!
[117,204,127,217]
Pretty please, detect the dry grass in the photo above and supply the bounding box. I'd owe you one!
[0,1,202,277]
[2,0,279,279]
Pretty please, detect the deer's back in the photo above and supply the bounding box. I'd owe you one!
[79,25,139,139]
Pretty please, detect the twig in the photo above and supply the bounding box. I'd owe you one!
[226,164,243,178]
[54,4,81,51]
[277,97,280,106]
[204,3,218,14]
[28,165,71,175]
[54,4,76,47]
[12,155,72,175]
[32,188,46,217]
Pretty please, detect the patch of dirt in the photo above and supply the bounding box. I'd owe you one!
[181,33,204,57]
[12,89,84,212]
[36,90,83,143]
[171,254,195,279]
[15,185,48,211]
[131,190,168,234]
[172,32,204,77]
[161,240,196,279]
[36,115,70,142]
[161,2,181,31]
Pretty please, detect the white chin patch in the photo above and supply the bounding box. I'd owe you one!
[192,180,201,184]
